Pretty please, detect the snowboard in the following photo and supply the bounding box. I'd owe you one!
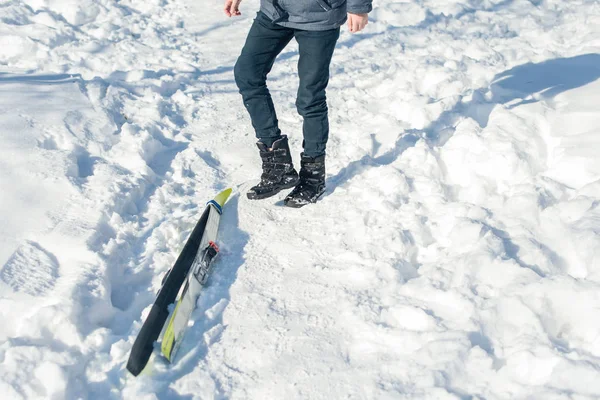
[126,188,232,377]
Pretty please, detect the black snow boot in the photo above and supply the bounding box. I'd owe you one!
[247,135,299,200]
[284,153,326,208]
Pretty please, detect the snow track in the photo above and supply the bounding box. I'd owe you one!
[1,0,600,399]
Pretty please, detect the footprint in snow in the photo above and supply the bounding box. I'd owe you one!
[1,241,60,296]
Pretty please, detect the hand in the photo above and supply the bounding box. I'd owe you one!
[224,0,242,17]
[347,13,368,33]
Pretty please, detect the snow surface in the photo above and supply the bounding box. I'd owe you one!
[1,0,600,398]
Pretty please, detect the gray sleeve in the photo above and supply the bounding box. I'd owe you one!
[346,0,373,14]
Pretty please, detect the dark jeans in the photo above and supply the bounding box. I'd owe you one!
[234,11,340,158]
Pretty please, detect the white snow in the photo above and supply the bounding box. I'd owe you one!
[1,0,600,398]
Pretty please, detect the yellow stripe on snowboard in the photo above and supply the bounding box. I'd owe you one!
[214,188,232,208]
[161,300,183,361]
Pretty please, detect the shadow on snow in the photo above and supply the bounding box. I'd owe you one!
[326,53,600,196]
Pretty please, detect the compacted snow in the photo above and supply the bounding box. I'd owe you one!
[1,0,599,398]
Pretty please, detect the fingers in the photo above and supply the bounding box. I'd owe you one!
[224,0,242,17]
[349,15,359,33]
[360,16,368,31]
[348,14,368,33]
[232,0,242,16]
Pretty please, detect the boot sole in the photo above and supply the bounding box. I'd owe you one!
[284,189,325,208]
[247,180,299,200]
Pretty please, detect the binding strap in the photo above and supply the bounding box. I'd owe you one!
[207,199,223,215]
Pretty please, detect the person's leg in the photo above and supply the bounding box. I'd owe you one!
[234,12,294,147]
[236,13,299,200]
[284,27,340,208]
[293,27,340,158]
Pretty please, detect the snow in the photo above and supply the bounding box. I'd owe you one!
[0,0,599,398]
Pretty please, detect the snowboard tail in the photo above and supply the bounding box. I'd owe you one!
[126,188,232,377]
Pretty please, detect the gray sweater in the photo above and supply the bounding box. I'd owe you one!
[260,0,373,31]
